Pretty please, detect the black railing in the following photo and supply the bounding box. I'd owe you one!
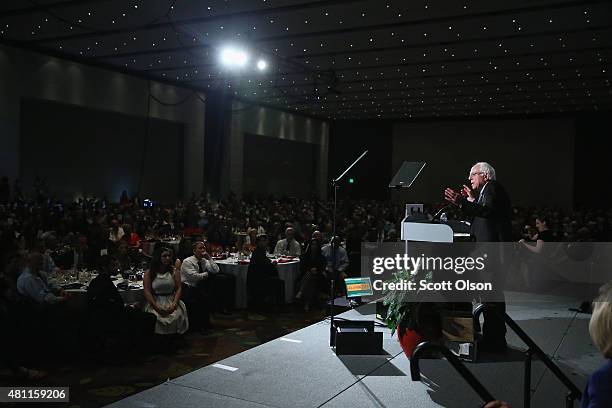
[410,341,496,405]
[473,304,582,408]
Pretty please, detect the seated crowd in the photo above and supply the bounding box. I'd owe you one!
[1,178,612,381]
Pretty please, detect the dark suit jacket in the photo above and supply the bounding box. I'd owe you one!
[87,273,124,316]
[246,248,280,300]
[247,248,278,281]
[461,180,512,242]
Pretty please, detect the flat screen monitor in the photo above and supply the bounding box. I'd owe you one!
[344,277,374,298]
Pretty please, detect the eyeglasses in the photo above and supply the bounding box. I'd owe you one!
[469,171,484,178]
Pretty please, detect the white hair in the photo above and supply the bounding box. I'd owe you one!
[474,162,496,180]
[590,282,612,358]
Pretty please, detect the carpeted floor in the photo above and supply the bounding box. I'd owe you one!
[0,306,328,408]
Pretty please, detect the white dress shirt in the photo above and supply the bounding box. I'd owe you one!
[273,238,302,256]
[180,255,219,287]
[321,244,349,273]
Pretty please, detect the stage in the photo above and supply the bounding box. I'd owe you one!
[106,292,600,408]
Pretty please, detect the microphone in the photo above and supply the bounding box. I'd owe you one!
[432,204,452,222]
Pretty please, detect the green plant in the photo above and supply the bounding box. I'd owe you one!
[382,269,432,336]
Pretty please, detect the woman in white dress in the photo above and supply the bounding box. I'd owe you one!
[143,246,188,334]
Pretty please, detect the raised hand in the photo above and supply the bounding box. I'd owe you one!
[462,184,477,202]
[444,187,462,206]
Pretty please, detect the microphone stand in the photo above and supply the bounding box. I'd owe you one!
[329,149,368,347]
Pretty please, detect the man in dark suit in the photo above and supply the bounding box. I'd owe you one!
[247,234,284,309]
[445,162,512,352]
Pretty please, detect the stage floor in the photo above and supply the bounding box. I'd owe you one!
[106,292,600,408]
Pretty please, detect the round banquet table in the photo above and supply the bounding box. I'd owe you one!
[141,237,181,256]
[215,256,300,309]
[53,274,145,306]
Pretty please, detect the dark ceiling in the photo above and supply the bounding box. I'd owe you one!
[1,0,611,120]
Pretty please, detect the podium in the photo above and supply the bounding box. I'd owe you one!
[401,219,454,243]
[391,161,476,361]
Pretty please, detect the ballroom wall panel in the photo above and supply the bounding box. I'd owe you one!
[243,133,317,198]
[21,99,183,202]
[225,102,329,199]
[0,43,205,198]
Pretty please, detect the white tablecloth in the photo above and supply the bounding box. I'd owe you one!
[215,258,300,309]
[60,277,144,305]
[142,238,181,256]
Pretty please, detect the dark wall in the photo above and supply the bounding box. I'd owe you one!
[392,118,576,208]
[328,120,394,200]
[0,119,18,180]
[327,113,612,209]
[204,90,231,198]
[574,112,612,209]
[243,133,317,198]
[20,99,184,202]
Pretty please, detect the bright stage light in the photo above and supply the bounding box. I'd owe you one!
[220,47,248,67]
[256,59,267,71]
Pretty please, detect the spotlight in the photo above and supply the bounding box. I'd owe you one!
[256,59,267,71]
[220,47,248,67]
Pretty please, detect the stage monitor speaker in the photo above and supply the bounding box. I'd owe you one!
[333,320,383,355]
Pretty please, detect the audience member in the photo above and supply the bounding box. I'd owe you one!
[244,228,258,252]
[71,234,94,270]
[16,252,83,355]
[247,234,284,308]
[87,256,156,348]
[180,241,219,332]
[143,247,188,334]
[0,253,46,379]
[114,240,134,273]
[32,239,60,275]
[109,219,125,242]
[321,236,349,280]
[122,223,141,247]
[581,282,612,407]
[519,216,554,254]
[296,238,327,310]
[274,227,302,256]
[17,252,68,305]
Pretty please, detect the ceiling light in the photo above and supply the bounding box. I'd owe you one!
[220,47,248,67]
[257,60,267,71]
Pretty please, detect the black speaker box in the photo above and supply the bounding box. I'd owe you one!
[333,320,383,355]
